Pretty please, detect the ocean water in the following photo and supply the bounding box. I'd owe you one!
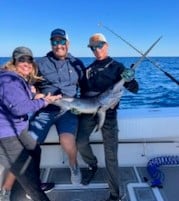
[0,57,179,109]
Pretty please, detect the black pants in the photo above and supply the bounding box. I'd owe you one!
[77,111,120,199]
[0,130,50,201]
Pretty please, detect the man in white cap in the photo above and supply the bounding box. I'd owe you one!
[77,33,139,201]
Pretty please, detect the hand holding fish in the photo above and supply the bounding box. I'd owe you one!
[34,93,46,99]
[43,93,62,106]
[121,68,135,82]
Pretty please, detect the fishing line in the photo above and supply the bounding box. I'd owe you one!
[98,22,179,85]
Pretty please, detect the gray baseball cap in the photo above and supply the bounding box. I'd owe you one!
[12,46,33,60]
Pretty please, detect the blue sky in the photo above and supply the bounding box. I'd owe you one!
[1,0,179,57]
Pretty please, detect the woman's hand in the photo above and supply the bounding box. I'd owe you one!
[43,93,62,105]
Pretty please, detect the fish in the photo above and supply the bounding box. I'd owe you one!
[51,82,124,131]
[51,36,162,131]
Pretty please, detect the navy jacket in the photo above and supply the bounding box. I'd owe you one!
[36,52,85,97]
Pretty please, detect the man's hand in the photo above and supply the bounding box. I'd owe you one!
[121,68,135,82]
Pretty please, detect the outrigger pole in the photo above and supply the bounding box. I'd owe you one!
[99,23,179,85]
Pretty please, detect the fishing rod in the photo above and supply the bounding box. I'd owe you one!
[131,36,162,70]
[99,23,179,85]
[111,36,162,97]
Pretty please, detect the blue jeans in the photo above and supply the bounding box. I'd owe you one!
[29,110,78,143]
[0,130,50,201]
[77,110,120,198]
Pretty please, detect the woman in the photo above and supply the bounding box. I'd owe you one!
[0,46,60,201]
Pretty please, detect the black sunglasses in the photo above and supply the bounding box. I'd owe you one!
[90,42,106,52]
[16,56,33,64]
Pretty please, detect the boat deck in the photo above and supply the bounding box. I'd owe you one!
[11,165,179,201]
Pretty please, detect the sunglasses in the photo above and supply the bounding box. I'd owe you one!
[90,42,106,52]
[16,56,33,64]
[51,39,67,46]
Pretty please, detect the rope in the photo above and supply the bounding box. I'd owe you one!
[147,155,179,187]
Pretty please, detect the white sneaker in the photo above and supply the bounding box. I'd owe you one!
[26,182,55,200]
[0,189,10,201]
[70,164,81,184]
[26,194,32,200]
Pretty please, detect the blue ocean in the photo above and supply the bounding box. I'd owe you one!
[0,57,179,109]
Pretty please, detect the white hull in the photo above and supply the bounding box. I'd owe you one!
[41,107,179,167]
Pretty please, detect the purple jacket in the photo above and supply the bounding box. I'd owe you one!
[0,70,45,138]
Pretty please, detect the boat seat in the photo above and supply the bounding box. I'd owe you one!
[42,107,179,144]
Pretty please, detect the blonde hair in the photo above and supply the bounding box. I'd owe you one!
[3,60,43,84]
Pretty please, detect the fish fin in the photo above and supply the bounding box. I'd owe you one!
[95,109,106,132]
[110,102,118,109]
[90,125,98,135]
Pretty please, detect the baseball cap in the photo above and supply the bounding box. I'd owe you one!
[50,28,69,40]
[12,46,33,60]
[88,33,107,47]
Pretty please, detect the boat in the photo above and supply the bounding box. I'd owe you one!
[1,106,179,201]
